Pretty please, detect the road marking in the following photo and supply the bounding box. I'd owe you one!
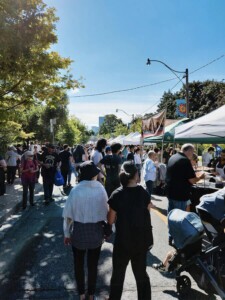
[151,208,168,224]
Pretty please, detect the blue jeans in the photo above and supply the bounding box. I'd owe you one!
[145,180,153,199]
[168,198,189,240]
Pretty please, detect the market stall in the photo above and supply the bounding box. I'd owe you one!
[174,105,225,143]
[143,118,189,144]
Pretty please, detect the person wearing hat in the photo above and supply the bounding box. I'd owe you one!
[20,151,39,209]
[5,146,21,185]
[63,161,108,300]
[39,144,61,204]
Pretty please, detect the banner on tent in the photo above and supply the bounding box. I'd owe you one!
[142,110,166,138]
[176,99,187,117]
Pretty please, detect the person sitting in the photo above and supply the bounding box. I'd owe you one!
[215,149,225,180]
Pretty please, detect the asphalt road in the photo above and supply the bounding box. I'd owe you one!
[0,182,222,300]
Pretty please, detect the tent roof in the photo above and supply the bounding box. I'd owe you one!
[174,105,225,143]
[123,132,142,145]
[144,118,189,143]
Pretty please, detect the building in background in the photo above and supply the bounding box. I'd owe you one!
[91,126,99,134]
[99,116,105,128]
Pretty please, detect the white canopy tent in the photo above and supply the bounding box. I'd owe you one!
[123,132,142,145]
[174,105,225,143]
[108,135,126,145]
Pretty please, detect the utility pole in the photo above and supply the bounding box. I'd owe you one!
[146,59,189,118]
[185,68,189,118]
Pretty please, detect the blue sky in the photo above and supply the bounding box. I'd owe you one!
[45,0,225,127]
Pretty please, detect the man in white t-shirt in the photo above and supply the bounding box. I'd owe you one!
[143,150,156,199]
[202,147,214,167]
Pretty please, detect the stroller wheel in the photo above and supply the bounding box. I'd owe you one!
[176,275,191,295]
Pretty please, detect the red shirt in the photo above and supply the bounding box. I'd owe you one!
[21,160,37,184]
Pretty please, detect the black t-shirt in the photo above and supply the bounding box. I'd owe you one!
[163,151,170,165]
[73,147,85,163]
[100,154,122,181]
[108,185,153,251]
[166,152,196,201]
[59,150,72,169]
[40,151,61,177]
[127,152,134,161]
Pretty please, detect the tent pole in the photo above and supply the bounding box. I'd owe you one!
[161,136,164,162]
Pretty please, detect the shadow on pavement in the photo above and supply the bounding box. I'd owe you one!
[163,288,217,300]
[155,206,168,217]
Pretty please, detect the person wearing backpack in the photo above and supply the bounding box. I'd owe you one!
[107,161,153,300]
[20,151,39,209]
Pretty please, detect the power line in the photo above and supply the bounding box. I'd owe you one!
[190,54,225,74]
[70,54,225,98]
[69,77,177,98]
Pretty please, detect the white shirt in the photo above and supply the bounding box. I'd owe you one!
[5,150,20,167]
[91,150,104,178]
[216,163,225,179]
[63,180,108,237]
[143,158,156,182]
[134,153,142,165]
[202,152,213,167]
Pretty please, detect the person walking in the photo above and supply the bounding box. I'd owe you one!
[20,151,39,209]
[134,147,142,180]
[5,146,20,185]
[126,145,135,161]
[63,161,108,300]
[99,143,122,197]
[143,151,157,199]
[59,144,72,190]
[39,144,61,205]
[0,155,7,196]
[91,139,107,184]
[107,161,153,300]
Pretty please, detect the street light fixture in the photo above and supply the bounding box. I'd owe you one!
[146,58,189,117]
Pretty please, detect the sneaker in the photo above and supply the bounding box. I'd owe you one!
[152,262,166,272]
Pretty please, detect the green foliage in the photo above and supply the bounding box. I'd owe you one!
[0,0,83,144]
[129,117,142,133]
[99,114,123,135]
[56,116,93,145]
[114,123,128,136]
[157,80,225,119]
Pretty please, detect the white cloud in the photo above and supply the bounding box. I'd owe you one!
[68,96,160,127]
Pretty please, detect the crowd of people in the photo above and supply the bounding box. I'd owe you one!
[0,139,225,299]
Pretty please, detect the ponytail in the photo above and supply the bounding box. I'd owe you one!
[120,161,138,187]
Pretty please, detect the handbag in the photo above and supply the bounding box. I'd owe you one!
[54,169,64,186]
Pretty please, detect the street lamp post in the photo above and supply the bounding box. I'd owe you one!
[146,59,189,118]
[116,109,134,122]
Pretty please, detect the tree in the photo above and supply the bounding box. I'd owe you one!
[99,114,124,135]
[0,0,83,148]
[157,80,225,119]
[0,0,81,111]
[114,123,128,136]
[56,116,93,145]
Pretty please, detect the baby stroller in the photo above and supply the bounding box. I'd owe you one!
[167,209,225,299]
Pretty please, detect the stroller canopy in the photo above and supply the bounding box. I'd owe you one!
[196,187,225,223]
[168,209,204,249]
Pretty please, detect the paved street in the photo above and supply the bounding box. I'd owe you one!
[0,177,221,300]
